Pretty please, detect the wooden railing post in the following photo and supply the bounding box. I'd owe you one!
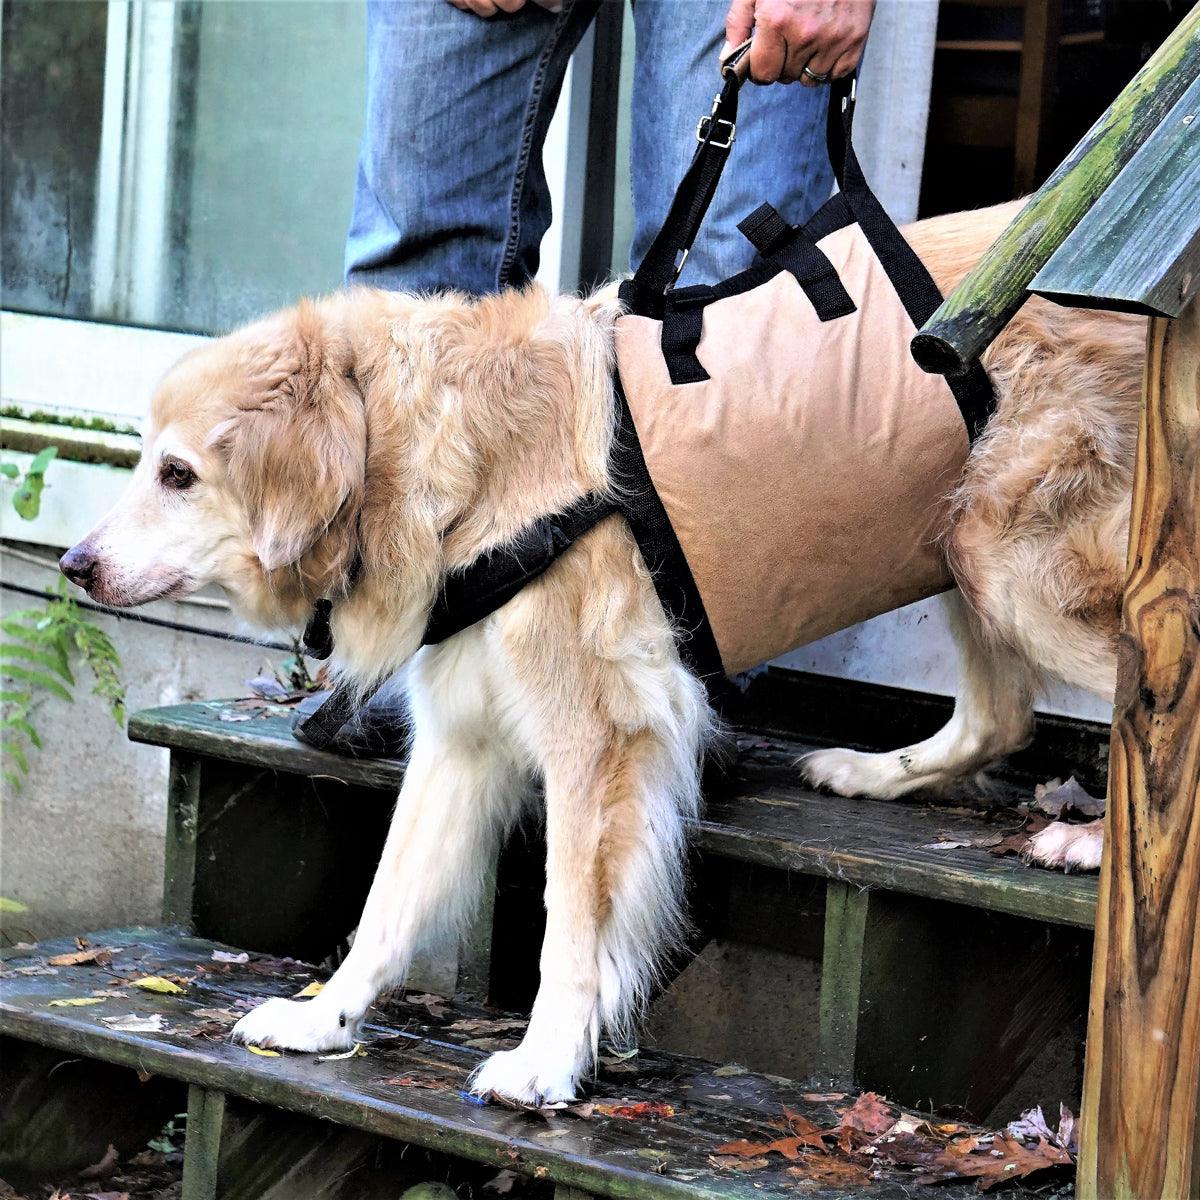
[1077,293,1200,1199]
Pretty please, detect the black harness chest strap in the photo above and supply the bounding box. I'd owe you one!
[295,492,621,751]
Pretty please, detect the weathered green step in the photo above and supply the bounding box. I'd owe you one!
[0,929,1019,1200]
[129,700,1098,929]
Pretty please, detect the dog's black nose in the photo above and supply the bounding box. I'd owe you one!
[59,544,98,589]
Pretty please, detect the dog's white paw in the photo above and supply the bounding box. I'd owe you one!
[801,746,915,800]
[468,1046,579,1105]
[1025,819,1104,873]
[231,996,361,1053]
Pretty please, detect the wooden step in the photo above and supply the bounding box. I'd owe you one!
[0,928,1055,1200]
[128,699,1098,929]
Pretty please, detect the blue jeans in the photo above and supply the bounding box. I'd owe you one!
[345,0,835,294]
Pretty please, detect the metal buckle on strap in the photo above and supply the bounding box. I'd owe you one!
[696,93,735,148]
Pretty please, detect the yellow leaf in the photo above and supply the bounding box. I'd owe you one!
[295,981,324,998]
[131,976,185,994]
[48,997,107,1007]
[247,1044,280,1057]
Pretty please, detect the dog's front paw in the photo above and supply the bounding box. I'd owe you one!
[468,1046,579,1106]
[1024,818,1104,873]
[801,746,919,800]
[231,996,361,1053]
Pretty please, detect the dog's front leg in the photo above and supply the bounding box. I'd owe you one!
[469,722,696,1104]
[232,731,523,1052]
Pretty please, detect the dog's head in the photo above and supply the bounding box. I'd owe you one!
[60,301,367,626]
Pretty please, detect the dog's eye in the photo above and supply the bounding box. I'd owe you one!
[160,459,196,491]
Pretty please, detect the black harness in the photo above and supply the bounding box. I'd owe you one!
[296,65,995,752]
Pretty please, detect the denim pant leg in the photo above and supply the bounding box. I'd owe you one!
[345,0,598,295]
[629,0,835,287]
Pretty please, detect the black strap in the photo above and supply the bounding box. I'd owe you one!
[297,492,620,751]
[660,285,715,385]
[738,202,856,322]
[609,369,727,703]
[619,69,743,319]
[821,78,995,441]
[422,492,619,645]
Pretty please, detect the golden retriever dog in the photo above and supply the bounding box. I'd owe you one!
[60,200,1142,1102]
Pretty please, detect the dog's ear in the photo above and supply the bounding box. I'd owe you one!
[217,302,366,572]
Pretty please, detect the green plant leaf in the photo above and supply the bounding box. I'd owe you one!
[2,739,29,774]
[12,472,45,520]
[0,643,75,682]
[3,718,41,749]
[2,771,21,792]
[0,896,28,914]
[27,445,58,474]
[0,463,18,479]
[0,665,73,703]
[0,690,30,705]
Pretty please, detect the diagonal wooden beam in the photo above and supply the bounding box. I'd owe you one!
[1077,293,1200,1199]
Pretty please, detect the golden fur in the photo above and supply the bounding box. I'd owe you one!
[64,200,1143,1098]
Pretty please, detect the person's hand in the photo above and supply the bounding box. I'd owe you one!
[724,0,876,85]
[445,0,560,16]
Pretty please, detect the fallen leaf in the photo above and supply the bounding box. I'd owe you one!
[1058,1103,1079,1154]
[800,1092,846,1102]
[192,1007,239,1022]
[12,965,58,976]
[837,1091,894,1137]
[708,1153,770,1171]
[49,946,115,967]
[406,991,449,1018]
[926,1133,1071,1190]
[384,1075,448,1090]
[316,1043,367,1061]
[594,1101,676,1119]
[1033,777,1106,819]
[990,814,1051,858]
[78,1142,119,1179]
[49,996,107,1007]
[190,1021,233,1040]
[447,1017,528,1036]
[247,1045,280,1057]
[924,840,974,851]
[712,1063,747,1077]
[101,1013,165,1033]
[786,1157,873,1188]
[294,981,324,998]
[211,950,249,964]
[130,976,185,995]
[463,1036,519,1050]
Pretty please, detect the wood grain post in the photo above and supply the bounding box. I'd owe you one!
[817,882,871,1085]
[163,753,202,928]
[1078,294,1200,1199]
[182,1086,226,1200]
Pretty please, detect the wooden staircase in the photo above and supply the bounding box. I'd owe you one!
[1,670,1105,1197]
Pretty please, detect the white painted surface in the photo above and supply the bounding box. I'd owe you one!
[1,311,206,424]
[854,0,939,224]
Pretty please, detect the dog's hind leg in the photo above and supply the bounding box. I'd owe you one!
[801,591,1037,799]
[231,678,525,1053]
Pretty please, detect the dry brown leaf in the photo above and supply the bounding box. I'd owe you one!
[837,1091,895,1137]
[800,1091,846,1102]
[48,946,115,968]
[786,1157,874,1188]
[594,1100,675,1119]
[446,1017,527,1036]
[990,814,1051,858]
[708,1153,770,1171]
[925,1133,1071,1190]
[77,1142,119,1180]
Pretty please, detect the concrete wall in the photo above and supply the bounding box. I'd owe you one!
[0,548,267,941]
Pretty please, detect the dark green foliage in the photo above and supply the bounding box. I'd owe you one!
[1,580,125,789]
